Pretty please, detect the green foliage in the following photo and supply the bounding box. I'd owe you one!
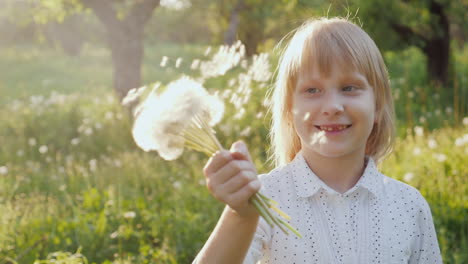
[0,43,466,263]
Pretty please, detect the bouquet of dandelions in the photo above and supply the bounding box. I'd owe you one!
[128,76,301,238]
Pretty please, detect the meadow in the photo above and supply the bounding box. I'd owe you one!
[0,42,466,264]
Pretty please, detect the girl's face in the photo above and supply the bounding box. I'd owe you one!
[292,63,377,160]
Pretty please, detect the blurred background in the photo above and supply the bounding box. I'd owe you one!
[0,0,466,263]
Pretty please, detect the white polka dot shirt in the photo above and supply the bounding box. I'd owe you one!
[244,152,442,264]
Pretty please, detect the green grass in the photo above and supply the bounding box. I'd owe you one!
[0,43,466,263]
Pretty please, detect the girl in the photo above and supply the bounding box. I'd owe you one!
[194,17,442,263]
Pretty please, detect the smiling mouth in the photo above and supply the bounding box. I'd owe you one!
[315,124,352,132]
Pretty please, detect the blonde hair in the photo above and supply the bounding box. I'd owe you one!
[269,17,395,166]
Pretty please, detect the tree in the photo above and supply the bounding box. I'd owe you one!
[347,0,467,86]
[208,0,325,56]
[80,0,160,99]
[1,0,160,100]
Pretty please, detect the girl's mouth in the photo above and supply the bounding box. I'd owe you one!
[314,124,352,132]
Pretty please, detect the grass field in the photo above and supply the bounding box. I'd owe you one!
[0,43,466,263]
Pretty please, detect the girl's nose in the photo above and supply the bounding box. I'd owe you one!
[321,93,344,116]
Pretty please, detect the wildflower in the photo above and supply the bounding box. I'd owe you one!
[131,76,301,237]
[463,117,468,126]
[39,145,48,154]
[445,107,453,114]
[123,211,136,219]
[17,150,24,157]
[0,166,8,175]
[419,116,426,123]
[413,126,424,137]
[407,91,414,98]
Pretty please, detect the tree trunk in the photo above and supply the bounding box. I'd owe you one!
[80,0,160,100]
[423,0,450,86]
[108,27,144,99]
[224,0,244,45]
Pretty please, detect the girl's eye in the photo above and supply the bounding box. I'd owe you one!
[343,85,357,92]
[306,87,320,94]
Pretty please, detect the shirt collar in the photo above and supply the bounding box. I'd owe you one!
[291,152,384,199]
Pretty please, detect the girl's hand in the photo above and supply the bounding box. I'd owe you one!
[203,141,261,218]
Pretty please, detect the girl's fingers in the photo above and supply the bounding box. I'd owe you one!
[210,159,256,186]
[219,170,257,195]
[230,140,253,163]
[225,179,261,209]
[203,150,232,176]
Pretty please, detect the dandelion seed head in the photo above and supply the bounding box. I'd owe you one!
[132,76,224,160]
[428,139,437,149]
[89,159,97,171]
[248,53,272,82]
[122,85,148,107]
[123,211,136,219]
[71,138,80,145]
[240,126,252,137]
[105,111,115,120]
[110,231,119,239]
[463,117,468,126]
[434,153,446,162]
[404,172,414,182]
[199,43,245,79]
[0,166,8,175]
[173,181,182,189]
[28,138,37,146]
[160,56,169,67]
[175,57,183,68]
[414,126,424,137]
[190,59,200,70]
[204,46,212,56]
[413,147,421,155]
[84,127,93,136]
[39,145,48,154]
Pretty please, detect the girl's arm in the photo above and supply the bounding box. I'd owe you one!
[194,206,259,263]
[194,141,262,263]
